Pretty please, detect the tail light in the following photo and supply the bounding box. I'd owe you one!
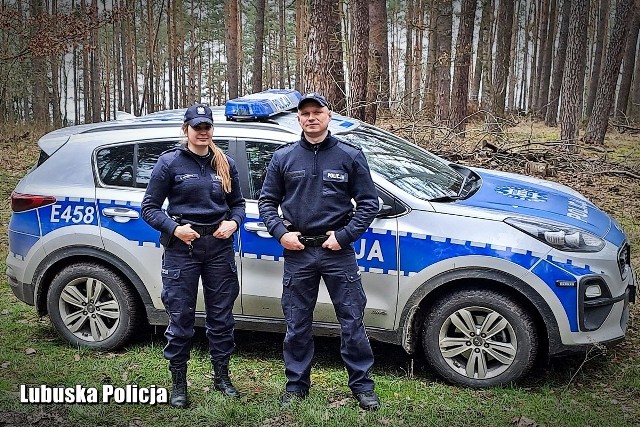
[11,192,57,212]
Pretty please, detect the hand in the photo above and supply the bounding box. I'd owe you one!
[174,224,200,245]
[213,220,238,239]
[322,231,342,251]
[280,231,304,250]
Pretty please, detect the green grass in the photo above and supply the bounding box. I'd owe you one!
[1,124,639,426]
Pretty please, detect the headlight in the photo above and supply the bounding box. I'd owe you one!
[504,217,605,252]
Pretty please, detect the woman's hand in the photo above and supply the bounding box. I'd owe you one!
[174,224,200,245]
[213,220,238,239]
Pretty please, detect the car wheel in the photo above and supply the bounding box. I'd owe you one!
[47,263,140,350]
[422,288,537,388]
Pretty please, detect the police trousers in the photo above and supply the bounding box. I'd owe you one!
[281,245,375,394]
[160,235,239,368]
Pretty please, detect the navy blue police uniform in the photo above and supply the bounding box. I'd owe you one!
[141,145,245,369]
[258,129,379,396]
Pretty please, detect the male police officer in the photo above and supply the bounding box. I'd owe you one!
[258,92,381,411]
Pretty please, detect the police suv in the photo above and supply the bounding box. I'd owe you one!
[6,89,636,388]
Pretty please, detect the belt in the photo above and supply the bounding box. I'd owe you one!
[298,235,329,247]
[190,223,219,235]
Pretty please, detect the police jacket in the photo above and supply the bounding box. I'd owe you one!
[258,131,378,249]
[141,146,245,238]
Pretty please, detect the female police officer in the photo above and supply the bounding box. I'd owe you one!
[258,93,381,411]
[141,104,245,408]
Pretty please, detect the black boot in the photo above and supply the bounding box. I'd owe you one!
[169,366,189,408]
[212,363,240,398]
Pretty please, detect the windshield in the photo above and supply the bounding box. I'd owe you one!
[340,125,463,201]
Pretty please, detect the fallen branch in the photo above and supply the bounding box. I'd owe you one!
[590,169,640,179]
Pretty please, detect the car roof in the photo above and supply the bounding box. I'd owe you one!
[38,106,363,155]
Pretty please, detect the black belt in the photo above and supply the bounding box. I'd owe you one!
[298,235,329,247]
[190,223,219,235]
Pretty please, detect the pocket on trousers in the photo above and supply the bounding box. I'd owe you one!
[342,268,367,309]
[281,275,293,322]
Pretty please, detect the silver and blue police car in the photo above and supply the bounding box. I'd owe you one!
[6,89,636,388]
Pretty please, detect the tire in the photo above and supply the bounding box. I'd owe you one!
[46,263,141,350]
[422,288,537,388]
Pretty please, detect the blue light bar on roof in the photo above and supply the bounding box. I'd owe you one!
[225,89,302,121]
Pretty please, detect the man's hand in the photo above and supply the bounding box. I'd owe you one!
[174,224,200,245]
[280,231,304,250]
[213,220,237,239]
[322,231,342,251]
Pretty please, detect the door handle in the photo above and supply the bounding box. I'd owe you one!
[102,207,140,223]
[244,222,268,232]
[244,221,271,238]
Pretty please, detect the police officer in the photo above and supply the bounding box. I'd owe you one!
[141,104,245,408]
[258,93,381,411]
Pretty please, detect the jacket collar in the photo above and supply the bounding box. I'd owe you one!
[299,131,337,151]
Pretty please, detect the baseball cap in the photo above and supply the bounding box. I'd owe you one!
[298,92,329,109]
[184,104,214,127]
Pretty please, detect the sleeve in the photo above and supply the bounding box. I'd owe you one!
[225,159,246,226]
[141,156,179,236]
[333,151,378,249]
[257,152,289,242]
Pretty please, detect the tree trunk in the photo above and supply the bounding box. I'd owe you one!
[365,0,390,122]
[30,0,49,124]
[527,0,538,111]
[488,0,514,130]
[585,0,610,117]
[560,0,590,149]
[518,0,531,110]
[304,0,346,111]
[349,0,368,120]
[532,0,549,113]
[536,0,557,118]
[225,0,240,100]
[295,0,308,93]
[50,0,62,127]
[435,0,452,123]
[90,0,101,121]
[507,0,520,112]
[451,0,476,133]
[404,0,414,112]
[411,0,425,113]
[470,0,491,111]
[545,0,571,126]
[614,6,640,120]
[252,0,266,92]
[584,0,634,144]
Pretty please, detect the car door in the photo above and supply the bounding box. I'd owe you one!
[237,138,399,330]
[95,138,239,314]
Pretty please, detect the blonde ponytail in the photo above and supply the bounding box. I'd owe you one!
[209,142,232,193]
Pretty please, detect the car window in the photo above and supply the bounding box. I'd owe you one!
[136,141,183,187]
[340,125,463,201]
[96,144,135,187]
[97,140,229,189]
[245,140,282,199]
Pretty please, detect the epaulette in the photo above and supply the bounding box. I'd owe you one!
[275,141,297,151]
[334,137,362,151]
[161,145,185,156]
